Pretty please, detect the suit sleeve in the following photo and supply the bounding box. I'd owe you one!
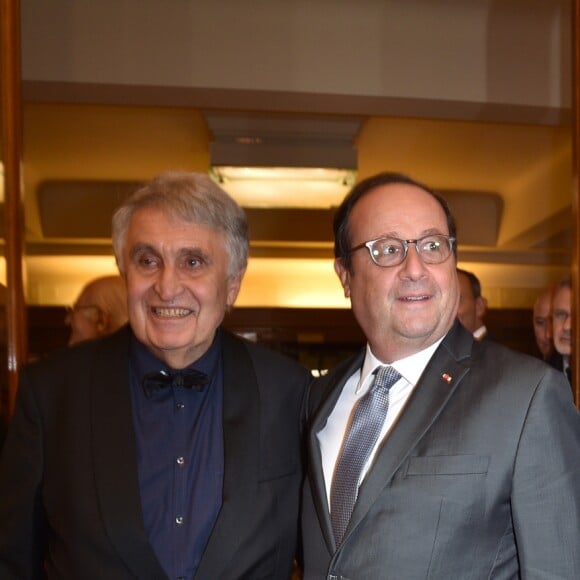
[0,371,47,579]
[511,369,580,578]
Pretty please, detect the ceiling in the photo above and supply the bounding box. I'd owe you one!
[20,109,573,266]
[1,0,575,307]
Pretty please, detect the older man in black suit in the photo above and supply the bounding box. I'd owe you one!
[301,172,580,579]
[0,172,310,579]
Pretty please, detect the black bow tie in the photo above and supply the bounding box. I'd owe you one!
[142,369,209,398]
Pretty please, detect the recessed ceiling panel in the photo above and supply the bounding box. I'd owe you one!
[37,180,141,238]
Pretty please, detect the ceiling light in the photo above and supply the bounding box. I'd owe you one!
[204,112,362,208]
[210,166,356,208]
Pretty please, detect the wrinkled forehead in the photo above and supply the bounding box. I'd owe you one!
[128,205,219,237]
[125,207,226,254]
[131,204,197,226]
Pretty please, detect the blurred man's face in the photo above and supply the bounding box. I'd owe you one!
[533,290,553,358]
[65,287,102,346]
[122,207,243,369]
[457,273,477,333]
[456,272,486,336]
[552,285,572,357]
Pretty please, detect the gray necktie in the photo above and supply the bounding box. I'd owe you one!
[330,365,401,545]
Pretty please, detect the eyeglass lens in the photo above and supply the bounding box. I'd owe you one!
[368,235,453,267]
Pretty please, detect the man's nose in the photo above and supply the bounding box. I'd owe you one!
[399,242,428,278]
[155,265,182,299]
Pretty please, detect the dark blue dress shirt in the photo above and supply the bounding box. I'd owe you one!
[129,330,224,580]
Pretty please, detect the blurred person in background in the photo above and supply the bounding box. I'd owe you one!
[532,285,554,360]
[65,275,128,345]
[456,268,489,340]
[548,276,572,384]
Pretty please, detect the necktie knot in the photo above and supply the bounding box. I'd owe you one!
[142,368,209,398]
[373,365,401,392]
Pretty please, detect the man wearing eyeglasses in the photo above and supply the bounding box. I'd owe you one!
[549,276,573,384]
[301,172,580,579]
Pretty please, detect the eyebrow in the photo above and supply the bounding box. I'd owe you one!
[376,228,448,239]
[176,247,212,264]
[130,244,212,264]
[130,243,158,260]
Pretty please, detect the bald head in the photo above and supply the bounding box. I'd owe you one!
[66,276,128,345]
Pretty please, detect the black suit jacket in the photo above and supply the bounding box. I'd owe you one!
[0,326,310,579]
[301,322,580,579]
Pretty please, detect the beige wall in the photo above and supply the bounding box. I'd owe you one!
[22,0,570,111]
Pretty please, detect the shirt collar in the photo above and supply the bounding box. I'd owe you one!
[473,325,487,340]
[356,337,445,394]
[129,327,222,382]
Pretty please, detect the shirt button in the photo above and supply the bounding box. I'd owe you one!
[176,456,185,466]
[176,402,185,410]
[175,516,184,525]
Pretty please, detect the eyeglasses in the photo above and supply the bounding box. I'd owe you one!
[349,234,456,268]
[553,309,571,323]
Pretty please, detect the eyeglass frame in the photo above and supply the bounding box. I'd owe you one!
[348,234,456,268]
[553,308,571,323]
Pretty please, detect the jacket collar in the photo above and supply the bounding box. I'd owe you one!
[90,326,169,578]
[309,321,473,550]
[91,327,262,579]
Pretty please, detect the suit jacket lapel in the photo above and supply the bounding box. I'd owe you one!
[307,351,365,552]
[195,330,260,577]
[345,322,472,541]
[91,327,168,579]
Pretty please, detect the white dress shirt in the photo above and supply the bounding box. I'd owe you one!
[317,338,443,507]
[473,325,488,341]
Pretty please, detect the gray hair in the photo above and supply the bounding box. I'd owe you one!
[112,171,249,278]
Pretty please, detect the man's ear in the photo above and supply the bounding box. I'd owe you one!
[475,296,487,318]
[226,269,246,308]
[96,310,110,334]
[334,259,351,298]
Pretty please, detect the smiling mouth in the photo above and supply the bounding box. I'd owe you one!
[151,307,192,318]
[399,295,430,302]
